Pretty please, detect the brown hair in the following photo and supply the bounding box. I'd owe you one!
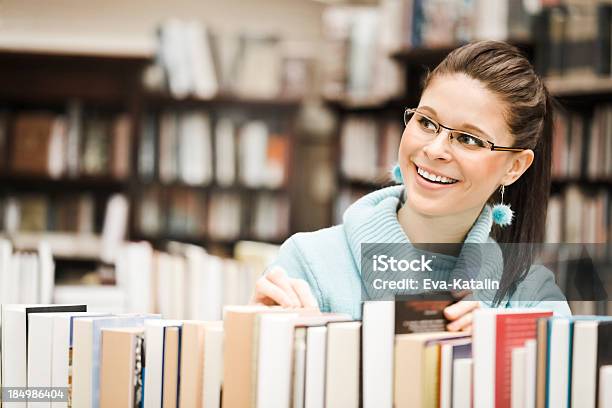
[423,40,556,304]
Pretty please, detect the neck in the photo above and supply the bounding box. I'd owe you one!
[397,201,484,250]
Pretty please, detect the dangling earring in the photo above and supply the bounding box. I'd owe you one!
[492,185,513,227]
[391,163,403,184]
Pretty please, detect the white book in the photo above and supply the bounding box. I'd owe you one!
[548,318,570,408]
[37,242,55,305]
[51,312,110,408]
[239,121,268,187]
[571,321,599,408]
[440,344,453,408]
[304,326,327,408]
[524,339,537,408]
[143,320,183,408]
[452,359,473,408]
[599,366,612,408]
[0,239,13,304]
[215,118,236,187]
[256,313,298,408]
[186,21,218,99]
[202,324,223,408]
[27,313,56,408]
[325,321,362,408]
[159,19,191,99]
[292,328,307,408]
[511,347,527,408]
[72,315,156,408]
[1,305,86,408]
[100,194,129,264]
[185,247,222,320]
[115,242,153,314]
[178,112,212,186]
[474,0,508,40]
[362,301,393,408]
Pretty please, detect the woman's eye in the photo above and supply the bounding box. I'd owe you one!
[417,117,437,132]
[456,133,486,148]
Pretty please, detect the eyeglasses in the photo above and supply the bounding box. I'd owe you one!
[403,108,527,152]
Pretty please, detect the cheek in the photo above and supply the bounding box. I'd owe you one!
[398,128,419,163]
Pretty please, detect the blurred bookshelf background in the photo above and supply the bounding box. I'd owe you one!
[0,0,610,317]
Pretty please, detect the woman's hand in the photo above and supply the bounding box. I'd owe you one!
[444,300,480,333]
[251,266,320,310]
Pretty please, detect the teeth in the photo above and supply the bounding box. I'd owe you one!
[417,167,457,184]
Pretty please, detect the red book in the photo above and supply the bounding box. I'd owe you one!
[473,309,553,408]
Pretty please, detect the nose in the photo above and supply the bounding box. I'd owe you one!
[422,128,453,161]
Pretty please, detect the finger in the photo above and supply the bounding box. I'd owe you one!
[461,324,472,334]
[443,300,479,321]
[266,267,301,307]
[254,276,294,307]
[446,310,473,332]
[290,279,319,310]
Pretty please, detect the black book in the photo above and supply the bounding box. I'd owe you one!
[394,292,457,334]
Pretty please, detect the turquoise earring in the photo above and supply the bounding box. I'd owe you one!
[391,163,403,184]
[492,185,513,227]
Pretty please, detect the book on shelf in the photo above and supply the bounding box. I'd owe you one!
[8,106,132,181]
[340,115,402,183]
[152,19,312,100]
[535,0,609,80]
[0,239,54,305]
[3,302,612,408]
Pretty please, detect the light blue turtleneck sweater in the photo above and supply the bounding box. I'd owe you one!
[268,186,571,319]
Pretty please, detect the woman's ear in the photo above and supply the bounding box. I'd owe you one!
[501,149,534,186]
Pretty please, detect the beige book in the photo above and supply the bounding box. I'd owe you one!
[222,306,321,408]
[394,332,466,408]
[163,327,180,408]
[178,321,222,408]
[99,327,145,408]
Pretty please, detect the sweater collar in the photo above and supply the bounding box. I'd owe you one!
[343,185,497,285]
[343,185,493,257]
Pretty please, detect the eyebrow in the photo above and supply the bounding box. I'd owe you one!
[418,105,491,139]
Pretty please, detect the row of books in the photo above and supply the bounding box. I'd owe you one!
[535,1,611,79]
[321,6,404,102]
[552,104,612,180]
[149,19,315,100]
[1,194,98,234]
[0,241,53,305]
[0,194,128,240]
[379,0,533,51]
[137,188,290,242]
[546,186,610,243]
[340,116,401,182]
[2,302,611,408]
[113,241,262,321]
[140,112,290,189]
[0,104,131,180]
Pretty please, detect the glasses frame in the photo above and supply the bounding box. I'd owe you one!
[404,108,527,152]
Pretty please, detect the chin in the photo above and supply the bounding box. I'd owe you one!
[405,196,451,217]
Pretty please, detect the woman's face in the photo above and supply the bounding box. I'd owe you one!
[398,73,533,217]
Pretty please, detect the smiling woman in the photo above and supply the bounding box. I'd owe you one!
[251,40,571,324]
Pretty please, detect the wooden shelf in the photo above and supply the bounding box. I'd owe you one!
[4,232,103,260]
[0,173,128,192]
[324,96,405,112]
[546,76,612,98]
[136,180,289,194]
[143,92,302,111]
[391,39,534,66]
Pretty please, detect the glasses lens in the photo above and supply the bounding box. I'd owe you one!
[452,131,490,151]
[406,110,438,134]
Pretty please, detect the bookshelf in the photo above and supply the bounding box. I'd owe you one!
[325,2,612,242]
[0,45,303,289]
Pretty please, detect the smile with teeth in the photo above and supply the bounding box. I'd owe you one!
[416,166,459,184]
